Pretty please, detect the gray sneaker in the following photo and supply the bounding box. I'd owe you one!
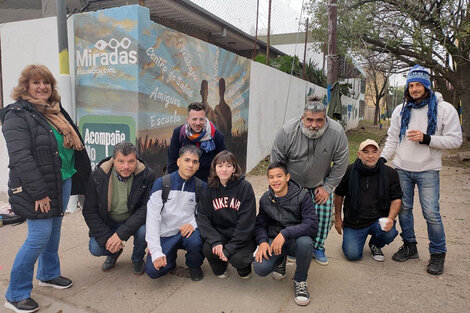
[272,256,287,280]
[369,242,385,262]
[293,280,310,306]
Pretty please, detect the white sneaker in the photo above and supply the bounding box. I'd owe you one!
[217,271,229,279]
[293,280,310,306]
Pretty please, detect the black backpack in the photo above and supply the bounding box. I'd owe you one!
[161,174,204,206]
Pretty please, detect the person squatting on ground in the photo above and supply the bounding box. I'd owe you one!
[83,142,155,276]
[167,102,226,182]
[253,162,318,306]
[271,96,349,265]
[196,150,257,279]
[334,139,402,262]
[145,145,206,281]
[381,65,462,275]
[1,64,91,313]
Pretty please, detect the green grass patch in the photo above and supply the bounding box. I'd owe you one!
[345,120,388,163]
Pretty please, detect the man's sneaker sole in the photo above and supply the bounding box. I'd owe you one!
[239,272,252,279]
[314,258,328,266]
[4,301,39,313]
[38,280,73,289]
[294,297,310,306]
[272,271,286,280]
[371,254,385,262]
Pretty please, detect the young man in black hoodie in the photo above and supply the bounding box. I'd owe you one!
[253,162,318,306]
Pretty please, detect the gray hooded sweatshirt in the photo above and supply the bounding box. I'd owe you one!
[271,116,349,193]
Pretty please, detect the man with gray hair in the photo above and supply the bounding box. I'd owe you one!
[83,142,155,275]
[271,96,349,265]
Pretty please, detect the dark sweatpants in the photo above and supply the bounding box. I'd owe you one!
[203,241,255,276]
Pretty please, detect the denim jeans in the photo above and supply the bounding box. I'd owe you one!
[88,224,147,262]
[342,219,398,261]
[253,236,313,282]
[145,229,204,279]
[396,169,446,254]
[6,178,72,302]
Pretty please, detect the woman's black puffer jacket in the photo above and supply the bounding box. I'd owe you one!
[0,99,91,219]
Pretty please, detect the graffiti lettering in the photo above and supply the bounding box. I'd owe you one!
[168,70,193,97]
[150,86,181,108]
[84,128,126,157]
[179,46,198,81]
[146,48,168,72]
[149,110,182,128]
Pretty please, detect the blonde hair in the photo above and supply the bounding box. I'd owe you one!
[11,64,60,103]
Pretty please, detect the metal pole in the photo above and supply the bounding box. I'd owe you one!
[57,0,78,212]
[327,0,338,102]
[253,0,259,60]
[302,18,309,80]
[266,0,272,64]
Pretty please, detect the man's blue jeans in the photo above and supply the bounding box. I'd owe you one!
[6,178,72,302]
[396,169,446,254]
[253,236,313,282]
[145,229,204,279]
[88,224,146,262]
[342,219,398,261]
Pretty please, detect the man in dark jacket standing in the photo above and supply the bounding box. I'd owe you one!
[83,142,155,275]
[167,102,225,181]
[334,139,402,262]
[253,162,318,306]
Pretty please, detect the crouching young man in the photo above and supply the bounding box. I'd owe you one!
[145,145,206,281]
[253,162,318,306]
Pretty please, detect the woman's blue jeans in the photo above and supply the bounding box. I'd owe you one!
[396,169,446,254]
[6,178,72,302]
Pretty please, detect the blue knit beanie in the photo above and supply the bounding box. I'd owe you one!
[406,65,431,91]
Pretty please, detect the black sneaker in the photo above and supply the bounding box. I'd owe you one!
[272,255,287,280]
[38,276,73,289]
[369,242,385,262]
[392,242,419,262]
[237,266,252,279]
[189,267,204,281]
[4,298,39,313]
[133,259,145,276]
[102,249,123,272]
[293,280,310,306]
[427,253,445,275]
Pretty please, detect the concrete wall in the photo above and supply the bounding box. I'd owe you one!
[246,61,328,172]
[0,17,75,193]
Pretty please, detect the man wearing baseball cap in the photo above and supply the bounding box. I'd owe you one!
[381,65,462,275]
[334,139,402,262]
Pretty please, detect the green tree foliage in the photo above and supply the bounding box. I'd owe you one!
[306,0,470,140]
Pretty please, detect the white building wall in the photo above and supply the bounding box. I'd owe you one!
[0,17,75,194]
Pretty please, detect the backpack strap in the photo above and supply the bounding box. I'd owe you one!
[194,177,204,204]
[161,174,172,205]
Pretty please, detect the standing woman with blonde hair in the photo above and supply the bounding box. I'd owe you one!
[1,64,91,313]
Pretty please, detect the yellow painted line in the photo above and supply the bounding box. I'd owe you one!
[59,49,70,75]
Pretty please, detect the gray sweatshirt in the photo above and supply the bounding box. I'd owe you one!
[271,116,349,193]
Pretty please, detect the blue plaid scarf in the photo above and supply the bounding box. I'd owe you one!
[399,92,438,142]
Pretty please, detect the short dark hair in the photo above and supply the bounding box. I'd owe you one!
[179,145,202,158]
[208,150,242,189]
[113,142,138,158]
[267,162,289,175]
[187,102,205,113]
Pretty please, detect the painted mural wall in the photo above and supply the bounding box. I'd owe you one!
[74,5,250,174]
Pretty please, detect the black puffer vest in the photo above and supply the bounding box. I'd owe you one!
[258,180,307,238]
[0,99,91,219]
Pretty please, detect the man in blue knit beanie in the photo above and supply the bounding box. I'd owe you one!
[381,65,462,275]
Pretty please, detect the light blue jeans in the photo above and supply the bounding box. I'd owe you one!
[6,178,72,302]
[396,169,446,254]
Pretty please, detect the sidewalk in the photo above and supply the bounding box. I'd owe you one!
[1,166,469,313]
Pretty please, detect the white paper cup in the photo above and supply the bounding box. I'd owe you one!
[379,218,388,231]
